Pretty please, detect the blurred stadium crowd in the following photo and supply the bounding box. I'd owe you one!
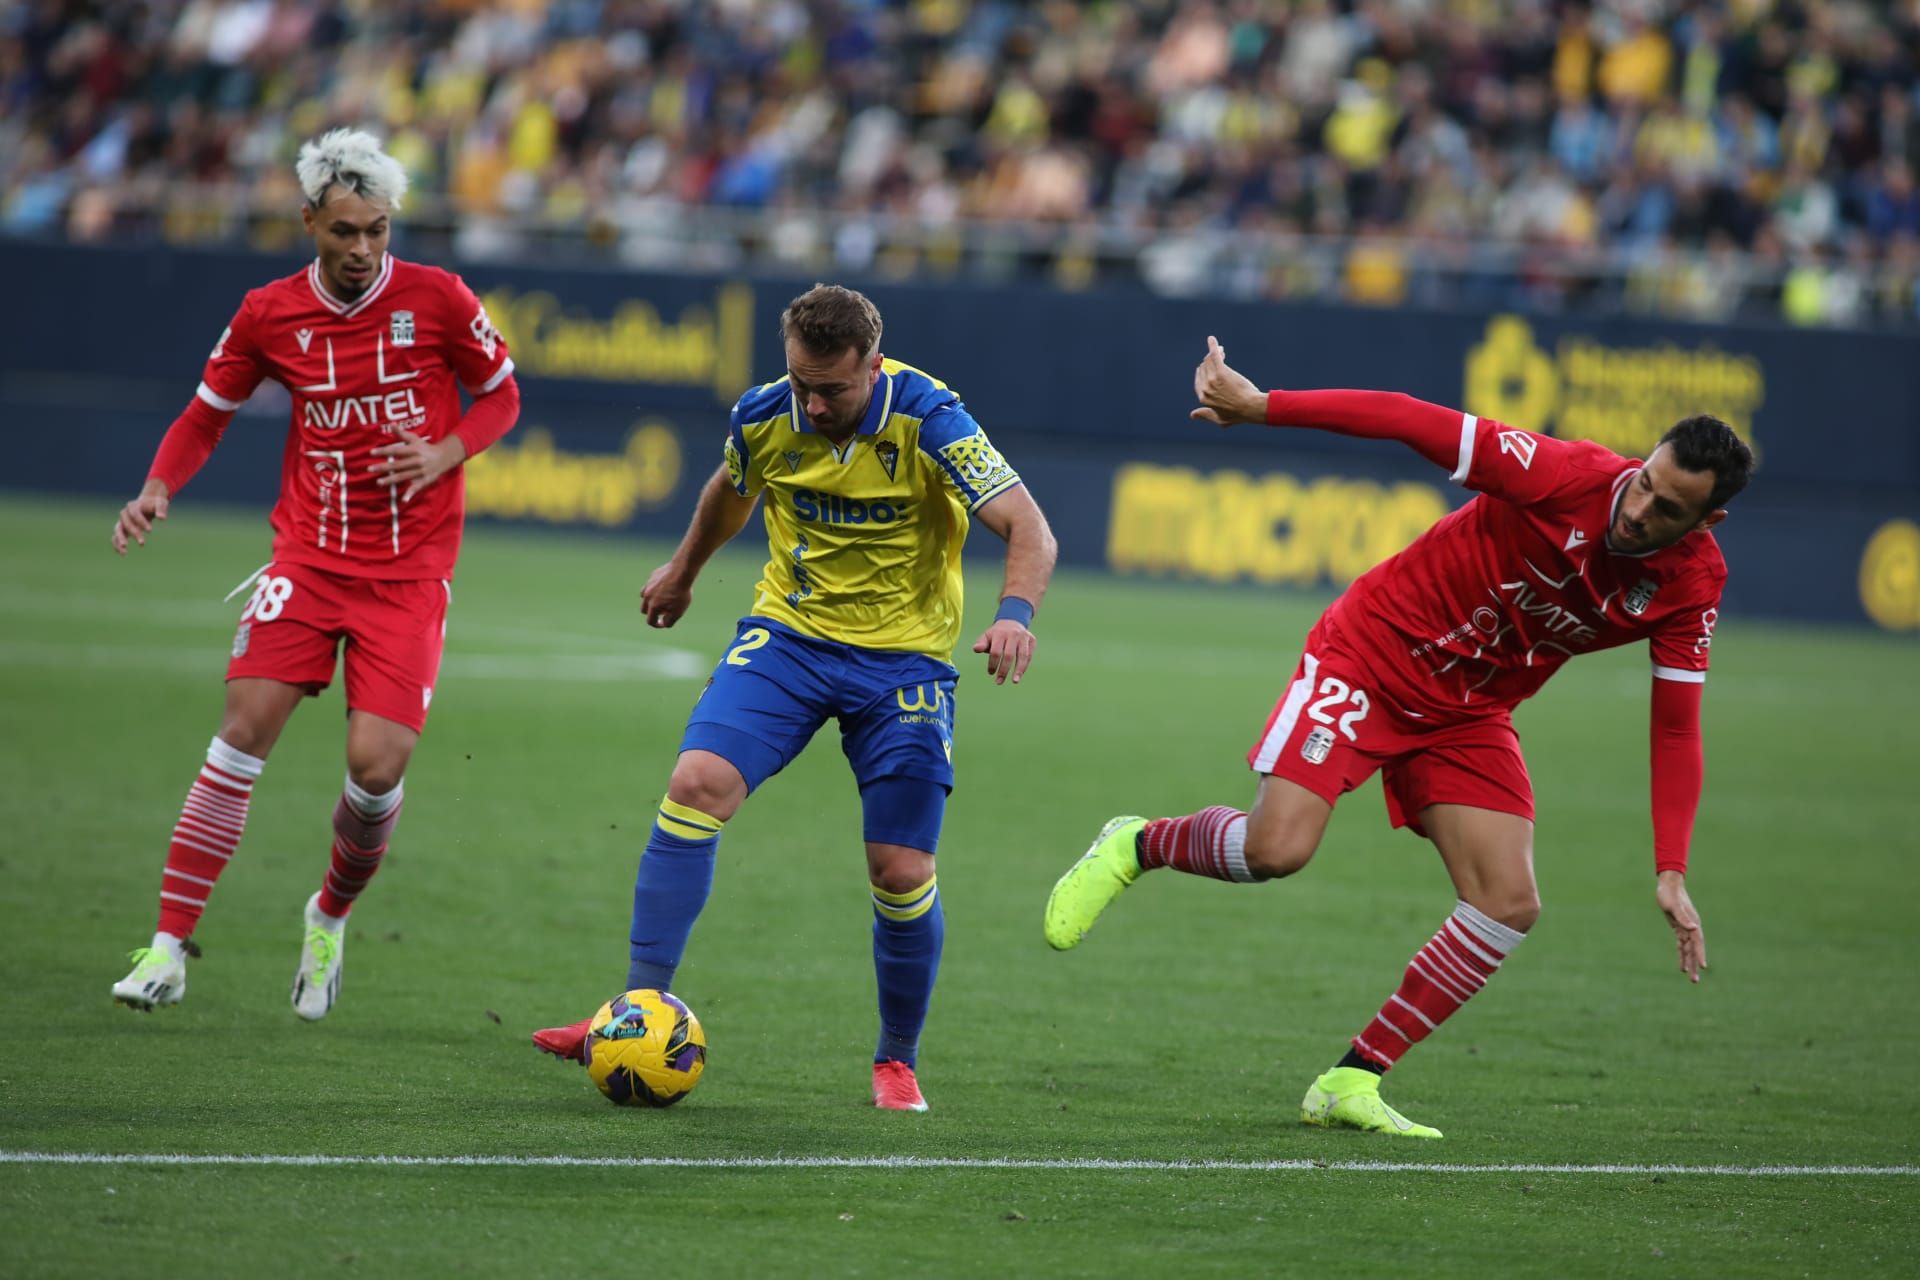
[6,0,1918,328]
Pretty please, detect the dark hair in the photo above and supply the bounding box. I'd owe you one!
[780,284,882,361]
[1659,414,1755,511]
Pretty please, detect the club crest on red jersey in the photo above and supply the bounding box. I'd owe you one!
[1624,577,1659,616]
[1301,725,1335,764]
[390,311,415,347]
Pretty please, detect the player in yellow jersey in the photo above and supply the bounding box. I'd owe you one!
[534,284,1057,1110]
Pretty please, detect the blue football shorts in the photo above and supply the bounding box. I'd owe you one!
[680,617,958,797]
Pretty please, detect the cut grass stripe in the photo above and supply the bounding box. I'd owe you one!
[2,1152,1914,1176]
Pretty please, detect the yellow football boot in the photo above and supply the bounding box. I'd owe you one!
[1043,816,1147,951]
[1301,1066,1442,1139]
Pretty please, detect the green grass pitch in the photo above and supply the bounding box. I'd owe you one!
[2,493,1916,1277]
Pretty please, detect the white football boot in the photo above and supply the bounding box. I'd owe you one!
[291,893,346,1021]
[113,936,187,1011]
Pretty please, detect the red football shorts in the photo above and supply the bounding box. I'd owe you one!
[225,561,449,733]
[1246,623,1534,835]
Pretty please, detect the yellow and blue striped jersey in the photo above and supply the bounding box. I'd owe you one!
[723,358,1022,661]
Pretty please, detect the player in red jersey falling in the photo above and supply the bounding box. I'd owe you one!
[1044,336,1753,1138]
[109,129,521,1020]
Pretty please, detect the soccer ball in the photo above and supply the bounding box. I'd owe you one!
[584,989,708,1107]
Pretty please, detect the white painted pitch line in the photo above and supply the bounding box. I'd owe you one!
[0,1152,1913,1176]
[0,586,657,650]
[441,650,708,682]
[0,641,707,683]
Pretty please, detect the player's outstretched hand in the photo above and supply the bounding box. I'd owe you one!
[1189,335,1267,428]
[111,480,171,555]
[972,619,1035,686]
[369,427,467,503]
[1655,870,1707,983]
[641,561,694,629]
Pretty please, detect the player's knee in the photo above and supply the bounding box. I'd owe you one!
[666,757,744,823]
[347,761,405,796]
[1242,827,1318,879]
[869,850,935,897]
[1507,893,1542,932]
[215,721,274,759]
[1480,889,1541,932]
[215,703,286,759]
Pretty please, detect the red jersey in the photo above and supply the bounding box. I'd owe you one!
[193,255,514,581]
[1325,412,1726,721]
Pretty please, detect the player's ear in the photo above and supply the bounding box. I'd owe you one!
[301,203,316,236]
[1697,508,1727,531]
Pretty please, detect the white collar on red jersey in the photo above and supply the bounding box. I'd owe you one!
[306,255,396,318]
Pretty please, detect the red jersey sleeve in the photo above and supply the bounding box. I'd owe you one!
[198,293,269,411]
[1454,415,1627,510]
[1260,390,1624,510]
[1648,569,1724,681]
[1648,676,1705,874]
[438,273,513,396]
[149,295,269,493]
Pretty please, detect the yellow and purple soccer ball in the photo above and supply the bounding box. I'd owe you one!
[584,989,707,1107]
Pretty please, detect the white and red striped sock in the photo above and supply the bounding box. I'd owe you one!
[1138,806,1258,881]
[1351,900,1526,1070]
[155,737,264,939]
[316,777,403,919]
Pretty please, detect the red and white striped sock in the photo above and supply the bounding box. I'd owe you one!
[1351,900,1526,1070]
[315,777,404,919]
[1138,806,1259,882]
[155,737,265,939]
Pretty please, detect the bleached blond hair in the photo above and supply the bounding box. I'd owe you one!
[295,128,408,211]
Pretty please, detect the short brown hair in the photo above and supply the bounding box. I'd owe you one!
[779,284,882,361]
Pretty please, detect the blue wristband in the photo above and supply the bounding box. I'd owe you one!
[995,596,1035,629]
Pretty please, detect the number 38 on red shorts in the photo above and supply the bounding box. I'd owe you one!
[227,562,450,733]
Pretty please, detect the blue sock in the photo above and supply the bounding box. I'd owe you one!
[871,875,943,1066]
[627,798,723,991]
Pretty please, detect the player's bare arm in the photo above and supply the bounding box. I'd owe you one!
[641,463,759,629]
[1189,335,1267,428]
[968,484,1057,686]
[111,478,172,555]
